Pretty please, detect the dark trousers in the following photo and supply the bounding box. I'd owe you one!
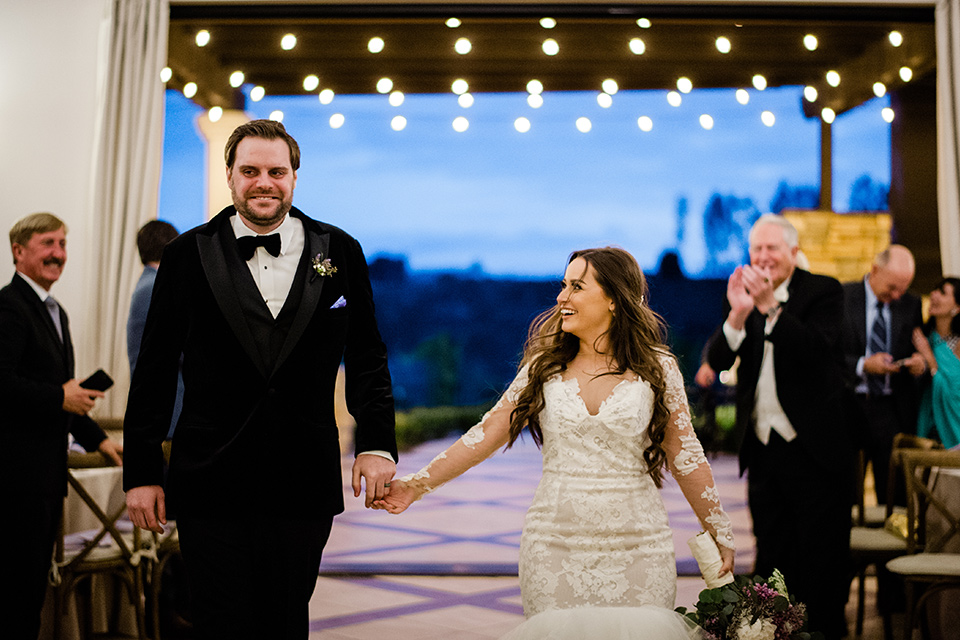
[1,492,62,640]
[178,514,333,640]
[855,394,905,506]
[748,432,853,640]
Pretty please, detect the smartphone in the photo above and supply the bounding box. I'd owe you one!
[80,369,114,392]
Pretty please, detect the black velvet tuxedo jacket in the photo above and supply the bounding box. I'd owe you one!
[0,274,107,497]
[122,206,397,519]
[707,268,851,474]
[840,280,922,427]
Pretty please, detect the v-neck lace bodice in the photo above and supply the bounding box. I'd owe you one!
[400,354,734,620]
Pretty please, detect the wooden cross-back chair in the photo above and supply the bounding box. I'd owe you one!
[49,451,148,640]
[886,449,960,640]
[849,434,941,638]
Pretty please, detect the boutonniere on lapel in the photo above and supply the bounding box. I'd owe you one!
[310,253,338,281]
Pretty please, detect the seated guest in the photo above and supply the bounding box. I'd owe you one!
[914,277,960,448]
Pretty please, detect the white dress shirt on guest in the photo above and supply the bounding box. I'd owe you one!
[722,277,798,445]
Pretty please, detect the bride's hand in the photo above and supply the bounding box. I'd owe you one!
[718,545,735,578]
[372,478,418,514]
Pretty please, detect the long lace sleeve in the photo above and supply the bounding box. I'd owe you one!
[400,365,529,499]
[659,355,735,551]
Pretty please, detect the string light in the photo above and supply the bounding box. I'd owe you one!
[368,37,385,53]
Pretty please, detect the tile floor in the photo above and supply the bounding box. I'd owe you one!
[300,436,893,639]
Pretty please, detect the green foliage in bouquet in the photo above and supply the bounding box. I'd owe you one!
[675,570,824,640]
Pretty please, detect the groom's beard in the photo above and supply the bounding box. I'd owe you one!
[231,185,293,231]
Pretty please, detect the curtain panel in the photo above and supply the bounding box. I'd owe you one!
[89,0,168,418]
[938,0,960,276]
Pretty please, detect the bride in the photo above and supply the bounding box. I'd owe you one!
[373,247,735,638]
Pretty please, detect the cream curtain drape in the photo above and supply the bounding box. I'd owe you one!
[938,0,960,275]
[89,0,168,418]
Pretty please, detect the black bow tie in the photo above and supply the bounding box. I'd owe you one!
[237,233,281,260]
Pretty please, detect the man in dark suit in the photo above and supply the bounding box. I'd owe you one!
[0,212,123,639]
[841,245,925,505]
[708,214,852,639]
[123,120,397,640]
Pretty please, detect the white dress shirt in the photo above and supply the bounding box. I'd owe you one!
[232,213,303,319]
[722,277,798,445]
[231,213,394,463]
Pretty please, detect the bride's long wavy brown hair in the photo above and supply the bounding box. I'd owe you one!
[506,247,674,487]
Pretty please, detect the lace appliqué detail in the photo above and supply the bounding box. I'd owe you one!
[672,434,708,476]
[706,507,735,550]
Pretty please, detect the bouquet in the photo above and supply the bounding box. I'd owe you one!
[675,570,823,640]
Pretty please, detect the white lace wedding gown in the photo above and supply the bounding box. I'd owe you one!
[401,355,735,639]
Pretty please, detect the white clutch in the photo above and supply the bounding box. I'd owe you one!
[688,531,734,588]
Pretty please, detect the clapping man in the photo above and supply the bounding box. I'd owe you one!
[708,214,852,639]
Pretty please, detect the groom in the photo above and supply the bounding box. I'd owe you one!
[123,119,398,639]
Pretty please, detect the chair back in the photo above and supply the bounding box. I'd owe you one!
[899,449,960,555]
[50,451,147,585]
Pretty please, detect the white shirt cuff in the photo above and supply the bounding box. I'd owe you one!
[723,320,746,352]
[358,450,395,463]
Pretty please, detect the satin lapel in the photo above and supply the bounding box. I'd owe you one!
[197,230,270,379]
[272,227,329,377]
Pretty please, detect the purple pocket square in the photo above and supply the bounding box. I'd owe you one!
[330,296,347,309]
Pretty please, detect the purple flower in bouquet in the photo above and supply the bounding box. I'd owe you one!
[675,569,823,640]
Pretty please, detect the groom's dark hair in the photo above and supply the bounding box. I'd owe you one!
[224,119,301,171]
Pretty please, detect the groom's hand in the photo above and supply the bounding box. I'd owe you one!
[126,485,167,533]
[352,454,396,508]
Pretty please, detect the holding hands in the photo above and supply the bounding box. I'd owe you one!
[371,478,420,514]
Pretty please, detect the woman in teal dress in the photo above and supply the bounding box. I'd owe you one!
[913,277,960,448]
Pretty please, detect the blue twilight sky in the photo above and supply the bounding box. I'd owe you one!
[159,86,890,277]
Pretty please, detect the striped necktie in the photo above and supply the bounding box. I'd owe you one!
[867,300,887,396]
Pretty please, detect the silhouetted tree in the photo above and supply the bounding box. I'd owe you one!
[769,180,820,213]
[702,193,760,277]
[848,174,889,211]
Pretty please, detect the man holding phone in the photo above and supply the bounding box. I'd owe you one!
[0,212,122,639]
[841,244,926,506]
